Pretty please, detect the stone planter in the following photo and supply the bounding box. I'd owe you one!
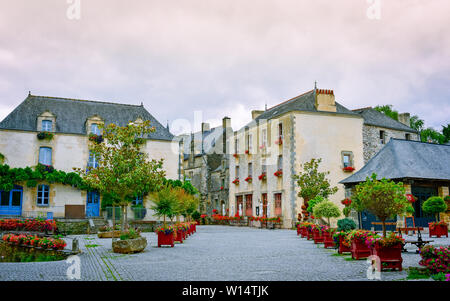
[112,237,147,254]
[97,231,121,238]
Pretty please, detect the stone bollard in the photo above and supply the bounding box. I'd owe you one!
[72,238,80,253]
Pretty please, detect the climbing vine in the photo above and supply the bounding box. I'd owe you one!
[0,163,90,192]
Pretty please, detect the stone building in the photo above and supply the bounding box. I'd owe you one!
[0,93,179,220]
[178,117,233,215]
[228,88,365,229]
[341,139,450,228]
[352,107,419,163]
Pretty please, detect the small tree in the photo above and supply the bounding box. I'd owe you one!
[313,201,341,226]
[293,158,338,220]
[150,186,178,227]
[422,196,447,221]
[337,218,357,232]
[77,121,165,231]
[307,196,325,214]
[352,173,409,237]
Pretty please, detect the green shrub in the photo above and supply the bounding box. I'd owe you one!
[313,200,341,225]
[192,210,201,221]
[337,218,357,232]
[307,196,325,213]
[422,196,447,220]
[120,228,140,240]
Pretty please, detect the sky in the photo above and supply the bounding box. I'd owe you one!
[0,0,449,135]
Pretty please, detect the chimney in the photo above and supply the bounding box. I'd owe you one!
[315,89,336,112]
[398,113,411,127]
[251,110,264,120]
[201,122,210,132]
[222,117,232,155]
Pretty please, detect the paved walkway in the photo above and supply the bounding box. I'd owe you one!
[0,226,448,281]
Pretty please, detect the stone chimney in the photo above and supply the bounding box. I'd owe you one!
[201,122,210,132]
[398,113,411,127]
[222,117,232,155]
[251,110,264,120]
[315,89,336,112]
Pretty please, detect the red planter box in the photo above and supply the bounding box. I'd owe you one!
[307,228,313,240]
[313,229,324,244]
[323,232,336,249]
[157,232,174,247]
[429,224,448,238]
[370,244,403,271]
[338,236,351,254]
[351,239,371,260]
[301,227,308,238]
[297,226,301,236]
[175,230,184,243]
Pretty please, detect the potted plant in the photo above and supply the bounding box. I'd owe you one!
[312,200,341,226]
[323,228,337,248]
[344,230,375,260]
[422,196,448,237]
[112,228,147,254]
[155,226,174,247]
[37,131,54,140]
[232,178,240,185]
[313,225,327,244]
[233,153,239,158]
[274,170,283,177]
[244,176,252,183]
[333,231,351,254]
[258,173,267,181]
[366,232,404,271]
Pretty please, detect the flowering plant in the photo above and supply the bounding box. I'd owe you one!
[429,221,448,229]
[88,133,104,144]
[156,225,175,235]
[419,245,450,274]
[258,173,267,181]
[233,153,239,158]
[406,194,416,203]
[244,176,252,183]
[343,230,376,247]
[220,186,224,190]
[0,218,57,233]
[332,231,348,245]
[2,234,66,250]
[274,170,283,177]
[365,232,405,248]
[341,198,352,206]
[245,150,249,155]
[37,131,54,140]
[232,178,239,185]
[212,209,218,214]
[343,166,355,172]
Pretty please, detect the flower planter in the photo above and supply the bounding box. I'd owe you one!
[351,239,371,260]
[323,232,336,249]
[429,223,448,238]
[338,236,351,254]
[112,237,147,254]
[97,230,121,238]
[157,232,174,247]
[313,229,324,244]
[370,244,403,271]
[301,227,308,238]
[175,230,184,243]
[307,228,313,240]
[297,226,301,236]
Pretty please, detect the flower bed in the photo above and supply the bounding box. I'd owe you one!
[0,218,57,233]
[2,234,66,250]
[419,245,450,275]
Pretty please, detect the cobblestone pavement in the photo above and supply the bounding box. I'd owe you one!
[0,226,448,281]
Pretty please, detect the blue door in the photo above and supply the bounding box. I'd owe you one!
[86,191,100,217]
[0,186,23,216]
[411,186,437,227]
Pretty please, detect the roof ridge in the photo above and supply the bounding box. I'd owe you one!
[391,138,450,147]
[266,89,314,112]
[28,94,144,108]
[352,107,373,111]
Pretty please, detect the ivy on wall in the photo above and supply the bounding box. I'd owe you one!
[0,164,90,192]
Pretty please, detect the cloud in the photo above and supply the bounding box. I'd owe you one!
[0,0,448,132]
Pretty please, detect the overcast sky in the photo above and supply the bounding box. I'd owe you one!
[0,0,449,134]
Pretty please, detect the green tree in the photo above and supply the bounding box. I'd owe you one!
[76,121,165,231]
[293,158,338,220]
[150,186,178,227]
[422,196,447,221]
[313,201,341,226]
[420,128,446,144]
[442,124,450,143]
[352,173,409,237]
[307,196,325,213]
[410,115,425,132]
[374,105,399,121]
[337,218,357,231]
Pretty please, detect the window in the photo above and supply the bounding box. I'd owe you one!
[235,166,240,178]
[248,163,252,177]
[132,195,143,206]
[235,138,239,154]
[39,147,52,166]
[42,120,52,132]
[261,129,267,147]
[88,151,99,168]
[274,193,282,216]
[248,134,253,153]
[262,159,267,173]
[405,133,411,141]
[277,155,283,171]
[37,185,50,206]
[278,123,283,138]
[341,151,353,168]
[91,123,101,135]
[380,130,386,144]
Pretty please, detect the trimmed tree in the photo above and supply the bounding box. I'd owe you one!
[293,158,338,221]
[352,173,409,237]
[150,186,178,227]
[76,121,165,231]
[313,200,341,226]
[422,196,447,222]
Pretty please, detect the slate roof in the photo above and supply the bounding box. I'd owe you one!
[251,90,359,124]
[352,107,417,133]
[340,139,450,184]
[0,94,174,141]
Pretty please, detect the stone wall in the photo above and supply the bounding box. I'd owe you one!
[362,125,419,163]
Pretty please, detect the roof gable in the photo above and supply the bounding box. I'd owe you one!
[352,108,417,133]
[0,95,174,141]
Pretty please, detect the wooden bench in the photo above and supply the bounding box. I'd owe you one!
[403,239,434,253]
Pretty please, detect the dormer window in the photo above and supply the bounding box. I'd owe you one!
[42,120,52,132]
[91,123,101,135]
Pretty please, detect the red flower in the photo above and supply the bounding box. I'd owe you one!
[343,166,355,172]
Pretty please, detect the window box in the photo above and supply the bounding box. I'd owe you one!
[88,134,104,144]
[232,178,240,185]
[274,170,283,177]
[258,173,267,181]
[37,132,54,140]
[220,186,224,190]
[244,176,252,183]
[245,150,249,155]
[233,153,239,158]
[343,166,355,172]
[341,198,352,206]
